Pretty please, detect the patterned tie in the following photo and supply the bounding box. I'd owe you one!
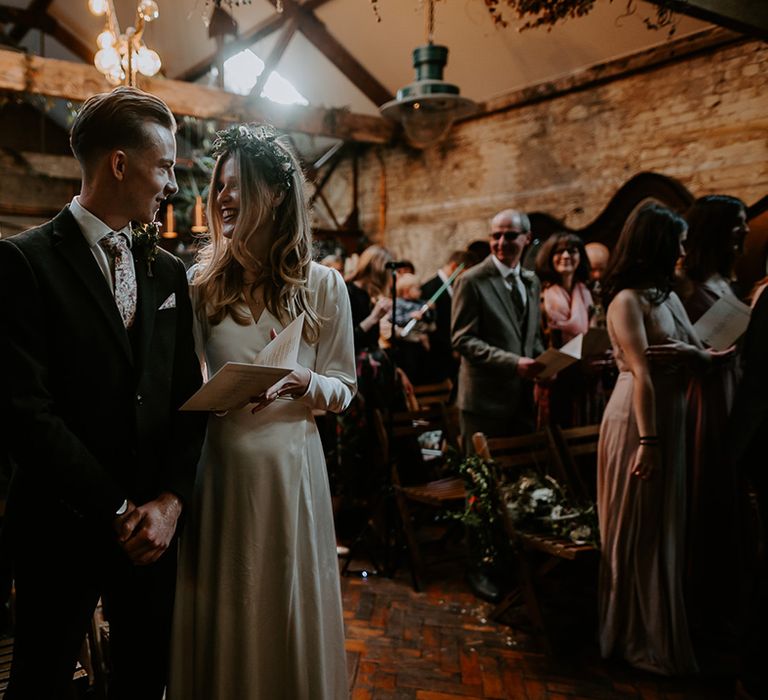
[508,270,525,316]
[101,233,137,328]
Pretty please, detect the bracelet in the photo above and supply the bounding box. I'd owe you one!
[639,436,659,446]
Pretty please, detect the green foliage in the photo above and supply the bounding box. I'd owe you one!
[444,452,600,568]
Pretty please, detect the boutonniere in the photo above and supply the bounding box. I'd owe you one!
[130,221,161,277]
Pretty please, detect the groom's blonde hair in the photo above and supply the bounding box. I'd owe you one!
[70,86,176,170]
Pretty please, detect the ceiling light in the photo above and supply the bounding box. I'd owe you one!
[379,1,476,149]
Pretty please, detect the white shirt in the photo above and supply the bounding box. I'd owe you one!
[491,255,527,308]
[69,196,134,294]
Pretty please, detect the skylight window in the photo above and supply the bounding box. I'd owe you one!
[223,49,308,106]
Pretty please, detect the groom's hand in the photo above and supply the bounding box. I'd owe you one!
[118,492,183,565]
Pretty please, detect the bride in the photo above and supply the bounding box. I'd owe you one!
[170,123,355,699]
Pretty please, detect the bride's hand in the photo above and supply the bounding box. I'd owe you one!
[250,366,312,414]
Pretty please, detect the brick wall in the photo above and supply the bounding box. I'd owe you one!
[318,39,768,279]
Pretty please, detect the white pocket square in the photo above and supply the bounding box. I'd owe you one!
[158,293,176,310]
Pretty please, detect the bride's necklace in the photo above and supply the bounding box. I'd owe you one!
[244,282,266,323]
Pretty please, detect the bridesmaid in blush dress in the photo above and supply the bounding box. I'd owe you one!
[597,204,718,676]
[170,124,355,699]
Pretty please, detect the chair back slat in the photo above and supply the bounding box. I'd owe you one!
[547,424,600,504]
[412,379,453,407]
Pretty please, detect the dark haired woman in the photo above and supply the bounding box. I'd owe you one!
[534,233,593,426]
[679,195,749,656]
[598,204,709,675]
[171,124,355,699]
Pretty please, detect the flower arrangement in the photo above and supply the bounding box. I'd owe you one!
[445,454,510,567]
[445,454,599,567]
[499,470,598,545]
[130,220,161,277]
[210,123,295,191]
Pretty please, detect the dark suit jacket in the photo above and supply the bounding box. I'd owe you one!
[420,274,455,385]
[731,288,768,491]
[451,255,544,421]
[0,207,205,533]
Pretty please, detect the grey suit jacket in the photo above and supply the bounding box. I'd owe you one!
[451,255,545,420]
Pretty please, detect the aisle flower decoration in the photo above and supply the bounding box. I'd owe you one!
[445,453,599,567]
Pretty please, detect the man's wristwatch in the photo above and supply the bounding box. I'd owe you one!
[115,499,129,516]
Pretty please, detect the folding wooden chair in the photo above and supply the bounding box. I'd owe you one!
[373,406,466,591]
[411,379,453,407]
[546,423,600,504]
[473,430,598,653]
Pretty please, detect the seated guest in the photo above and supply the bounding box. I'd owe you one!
[385,273,433,385]
[678,194,749,655]
[345,245,392,355]
[419,251,474,388]
[535,233,593,426]
[598,204,716,676]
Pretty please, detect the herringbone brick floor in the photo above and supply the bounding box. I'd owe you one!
[341,564,737,700]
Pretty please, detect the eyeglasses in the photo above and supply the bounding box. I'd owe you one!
[553,246,579,257]
[490,230,527,241]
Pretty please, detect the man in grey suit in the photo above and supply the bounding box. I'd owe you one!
[452,209,544,450]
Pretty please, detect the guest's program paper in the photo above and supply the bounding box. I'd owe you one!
[692,296,751,351]
[534,333,584,380]
[533,328,610,380]
[180,314,304,412]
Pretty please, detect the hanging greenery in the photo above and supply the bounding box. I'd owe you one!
[485,0,682,33]
[371,0,683,34]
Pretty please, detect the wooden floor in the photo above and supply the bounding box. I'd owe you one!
[341,563,738,700]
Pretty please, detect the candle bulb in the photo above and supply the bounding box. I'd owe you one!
[162,202,177,239]
[191,195,207,233]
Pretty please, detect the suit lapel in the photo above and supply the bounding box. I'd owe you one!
[485,261,523,341]
[52,208,133,364]
[134,252,157,372]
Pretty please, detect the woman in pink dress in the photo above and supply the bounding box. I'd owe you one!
[598,204,715,675]
[535,233,593,426]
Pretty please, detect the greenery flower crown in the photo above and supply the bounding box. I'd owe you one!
[210,123,295,191]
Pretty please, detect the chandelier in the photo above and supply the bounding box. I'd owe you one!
[88,0,162,86]
[379,0,477,149]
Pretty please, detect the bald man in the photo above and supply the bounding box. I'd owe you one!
[451,209,545,449]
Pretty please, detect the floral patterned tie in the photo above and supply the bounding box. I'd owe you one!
[101,233,137,328]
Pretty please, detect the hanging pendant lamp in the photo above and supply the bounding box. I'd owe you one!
[380,0,477,149]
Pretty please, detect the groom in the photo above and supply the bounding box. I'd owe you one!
[0,87,205,699]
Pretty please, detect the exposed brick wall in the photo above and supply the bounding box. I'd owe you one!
[318,39,768,279]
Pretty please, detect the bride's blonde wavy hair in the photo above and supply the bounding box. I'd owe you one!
[193,124,320,343]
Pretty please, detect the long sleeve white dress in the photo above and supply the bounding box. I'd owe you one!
[170,262,356,699]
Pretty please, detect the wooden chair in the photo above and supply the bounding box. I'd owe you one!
[373,406,466,591]
[547,424,601,505]
[411,379,453,407]
[472,431,598,653]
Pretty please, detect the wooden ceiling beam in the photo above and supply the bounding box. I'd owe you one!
[0,3,92,63]
[0,49,394,144]
[274,0,393,107]
[249,16,298,97]
[9,0,53,44]
[175,0,332,83]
